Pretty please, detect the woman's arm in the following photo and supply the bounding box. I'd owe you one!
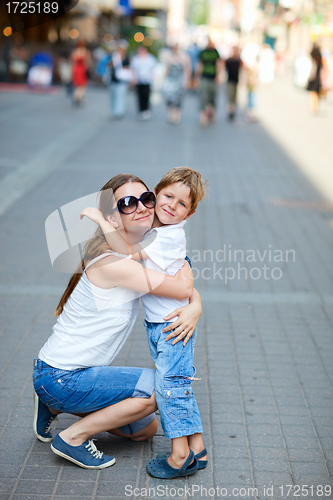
[86,256,193,300]
[162,288,202,346]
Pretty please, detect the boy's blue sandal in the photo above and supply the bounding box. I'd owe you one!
[51,434,116,469]
[195,448,208,470]
[156,447,208,470]
[147,449,198,479]
[33,391,58,442]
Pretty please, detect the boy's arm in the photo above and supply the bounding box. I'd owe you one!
[80,207,148,259]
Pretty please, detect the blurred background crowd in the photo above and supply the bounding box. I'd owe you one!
[0,0,333,119]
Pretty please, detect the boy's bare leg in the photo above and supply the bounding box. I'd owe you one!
[168,436,193,469]
[188,433,207,461]
[59,393,157,446]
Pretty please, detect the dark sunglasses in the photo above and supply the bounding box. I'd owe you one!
[116,191,156,215]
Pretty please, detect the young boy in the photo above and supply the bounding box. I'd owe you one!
[81,167,208,478]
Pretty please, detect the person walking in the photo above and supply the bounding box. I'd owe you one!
[33,174,201,470]
[187,42,200,92]
[130,45,156,120]
[196,38,223,127]
[109,40,132,119]
[71,40,90,106]
[225,46,242,121]
[307,45,323,115]
[162,45,191,124]
[244,61,258,122]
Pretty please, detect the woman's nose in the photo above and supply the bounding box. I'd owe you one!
[137,200,148,212]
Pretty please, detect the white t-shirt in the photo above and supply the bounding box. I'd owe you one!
[130,54,156,84]
[140,221,188,322]
[39,253,139,370]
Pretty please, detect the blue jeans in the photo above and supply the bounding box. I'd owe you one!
[110,81,128,117]
[33,359,156,433]
[145,321,203,439]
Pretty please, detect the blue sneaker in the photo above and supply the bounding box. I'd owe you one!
[33,391,58,442]
[51,434,116,469]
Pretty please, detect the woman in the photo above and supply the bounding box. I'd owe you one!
[71,40,90,106]
[33,174,202,470]
[162,45,191,124]
[307,45,323,115]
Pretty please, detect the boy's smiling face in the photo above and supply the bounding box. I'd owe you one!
[154,182,193,225]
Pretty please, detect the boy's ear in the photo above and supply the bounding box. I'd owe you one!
[105,215,119,228]
[184,209,196,220]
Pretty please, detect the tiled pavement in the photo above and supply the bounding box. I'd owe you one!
[0,81,332,500]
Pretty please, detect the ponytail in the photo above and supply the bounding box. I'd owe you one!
[54,260,84,316]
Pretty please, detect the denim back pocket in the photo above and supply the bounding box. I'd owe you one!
[34,368,83,410]
[51,368,83,396]
[164,384,193,420]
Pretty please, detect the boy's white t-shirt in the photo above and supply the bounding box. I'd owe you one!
[140,220,189,322]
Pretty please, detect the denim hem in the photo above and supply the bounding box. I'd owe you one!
[132,368,155,398]
[163,427,204,440]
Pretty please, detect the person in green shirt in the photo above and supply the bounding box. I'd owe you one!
[196,38,223,127]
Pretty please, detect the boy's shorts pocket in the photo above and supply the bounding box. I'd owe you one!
[164,384,193,420]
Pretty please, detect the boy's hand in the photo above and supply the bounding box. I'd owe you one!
[80,207,105,225]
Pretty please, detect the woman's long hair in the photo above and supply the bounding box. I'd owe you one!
[54,174,149,316]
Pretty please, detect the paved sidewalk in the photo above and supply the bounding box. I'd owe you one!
[0,81,332,500]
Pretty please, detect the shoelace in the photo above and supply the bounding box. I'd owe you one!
[85,439,103,459]
[45,415,58,434]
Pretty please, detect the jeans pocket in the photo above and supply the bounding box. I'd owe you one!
[35,384,62,410]
[164,384,193,420]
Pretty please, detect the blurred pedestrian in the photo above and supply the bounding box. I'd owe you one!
[196,38,223,127]
[109,40,132,119]
[225,46,242,121]
[258,44,275,84]
[307,45,323,115]
[162,45,191,124]
[130,45,156,120]
[187,42,200,91]
[71,40,90,106]
[58,49,73,97]
[244,62,258,123]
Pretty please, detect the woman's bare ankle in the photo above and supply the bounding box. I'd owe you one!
[59,430,86,447]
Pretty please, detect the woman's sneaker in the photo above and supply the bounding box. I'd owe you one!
[33,392,58,442]
[51,434,116,469]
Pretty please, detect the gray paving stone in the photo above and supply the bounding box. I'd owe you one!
[14,479,57,495]
[54,480,96,496]
[254,471,293,486]
[214,467,252,484]
[249,435,284,448]
[20,466,60,481]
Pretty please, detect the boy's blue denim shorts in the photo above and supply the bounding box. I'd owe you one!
[33,358,156,434]
[145,321,203,440]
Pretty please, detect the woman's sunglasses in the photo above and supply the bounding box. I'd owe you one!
[116,191,156,215]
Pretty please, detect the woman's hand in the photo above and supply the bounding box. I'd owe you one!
[163,289,202,346]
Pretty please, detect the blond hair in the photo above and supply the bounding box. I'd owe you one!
[155,166,207,212]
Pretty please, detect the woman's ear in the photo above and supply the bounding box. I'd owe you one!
[106,215,119,228]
